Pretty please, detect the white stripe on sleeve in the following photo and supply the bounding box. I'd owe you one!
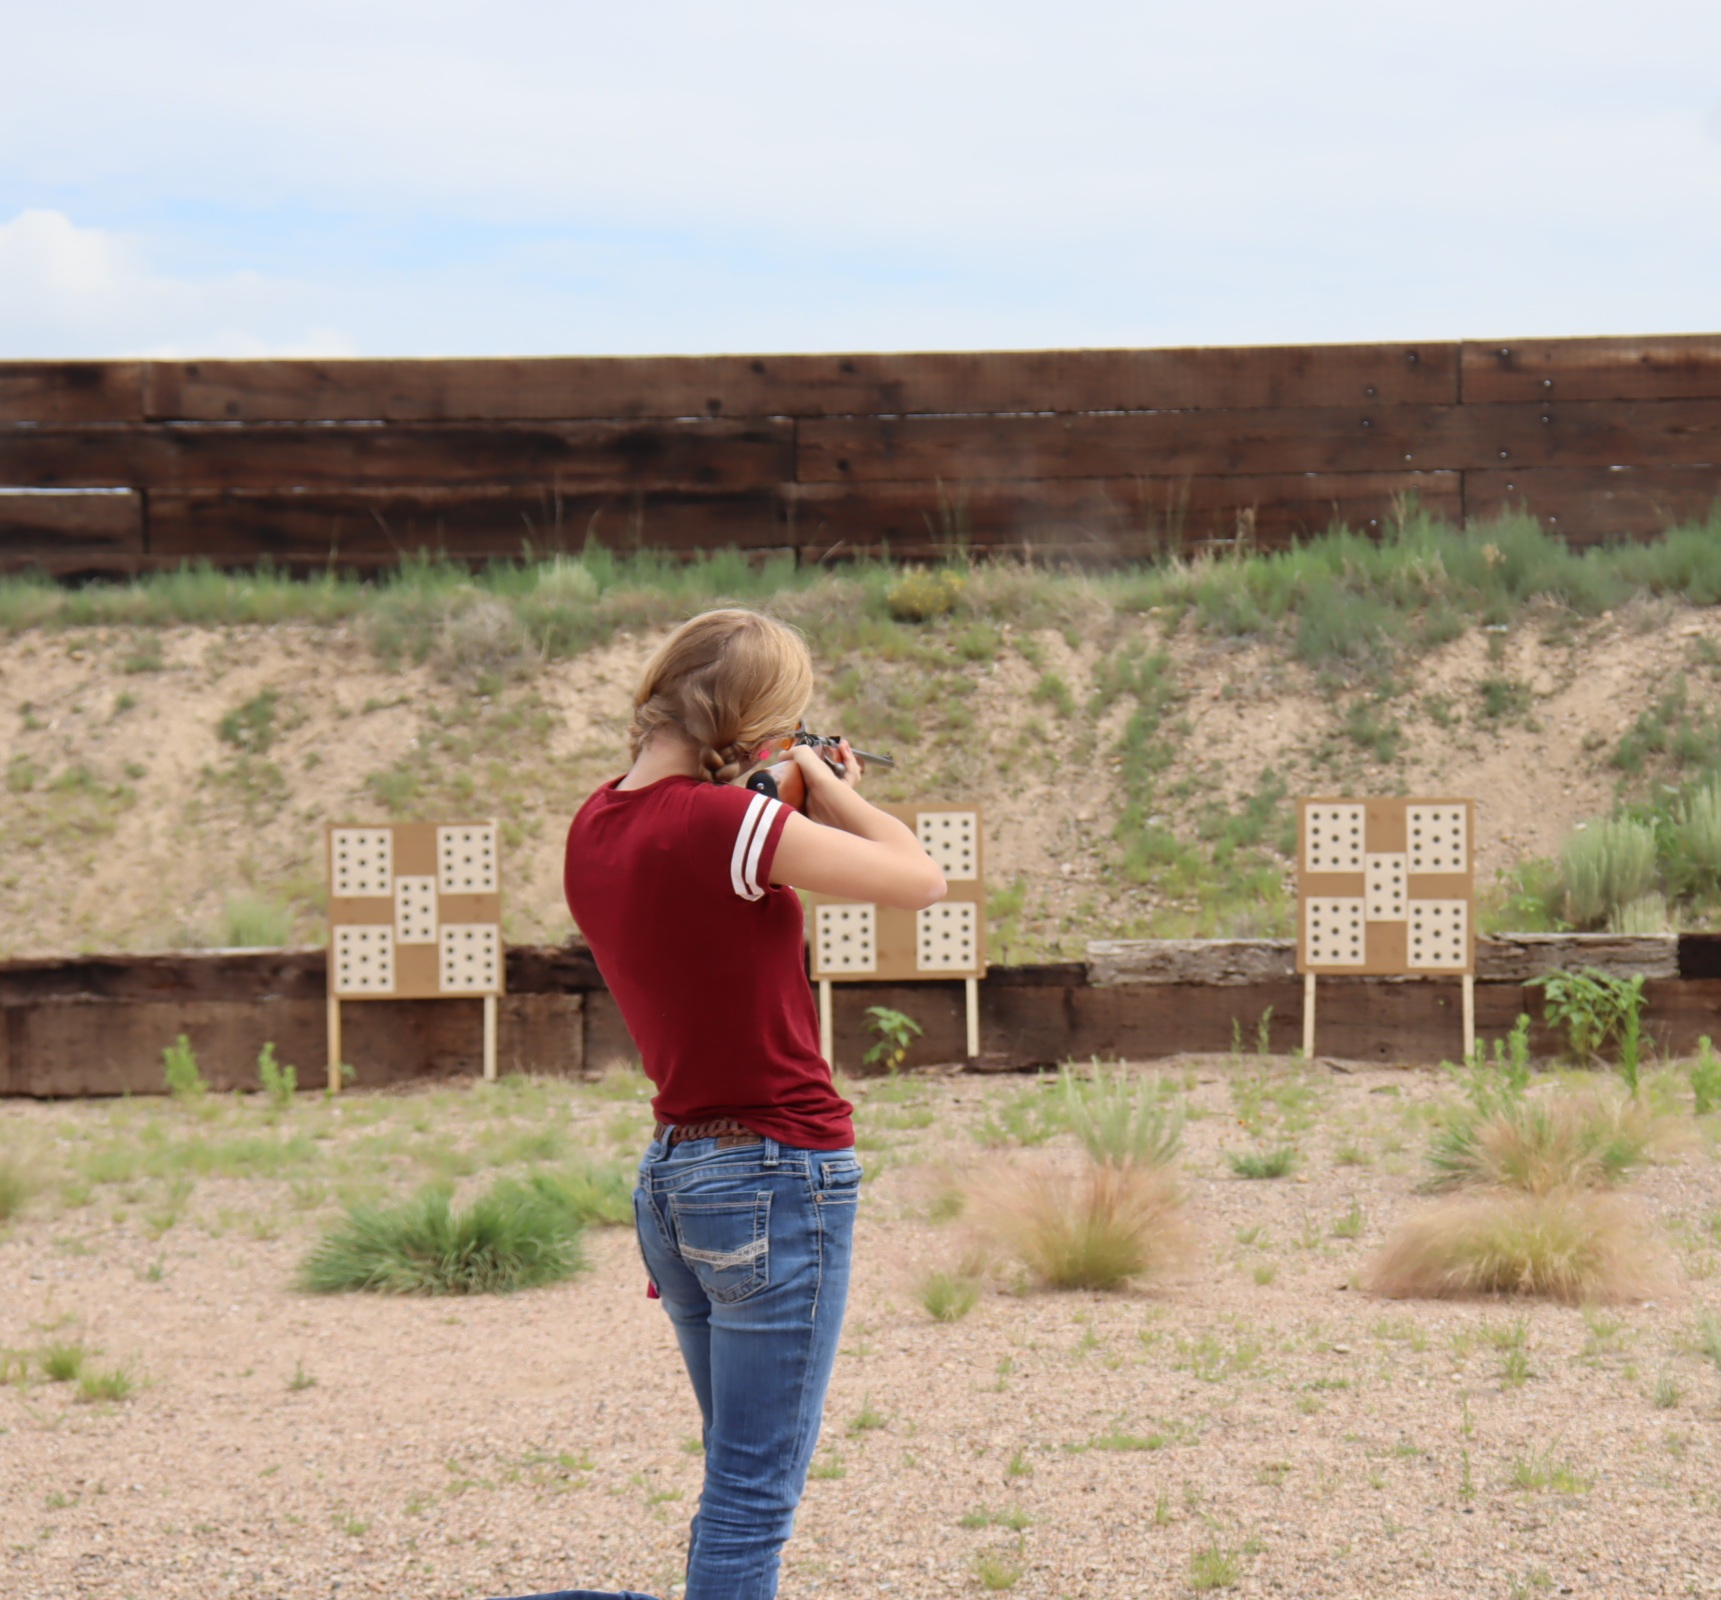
[729,792,779,901]
[742,794,783,899]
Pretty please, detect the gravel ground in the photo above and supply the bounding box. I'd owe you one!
[4,1060,1721,1600]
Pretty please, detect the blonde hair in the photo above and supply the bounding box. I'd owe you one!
[629,609,814,784]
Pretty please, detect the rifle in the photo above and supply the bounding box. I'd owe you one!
[743,730,895,812]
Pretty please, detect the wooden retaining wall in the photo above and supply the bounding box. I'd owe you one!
[3,935,1718,1097]
[3,335,1720,576]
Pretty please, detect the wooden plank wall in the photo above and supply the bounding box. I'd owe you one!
[2,336,1719,575]
[4,938,1719,1097]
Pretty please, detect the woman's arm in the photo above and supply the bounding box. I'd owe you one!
[767,743,947,910]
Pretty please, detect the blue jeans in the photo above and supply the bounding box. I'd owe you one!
[490,1134,860,1600]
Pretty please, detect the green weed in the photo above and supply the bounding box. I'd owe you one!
[163,1034,207,1100]
[919,1270,981,1323]
[258,1044,297,1110]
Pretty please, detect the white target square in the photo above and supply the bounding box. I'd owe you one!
[917,811,979,881]
[1303,804,1365,873]
[394,875,438,944]
[331,828,392,898]
[1365,853,1408,922]
[1408,900,1469,970]
[439,923,501,993]
[333,925,395,994]
[1304,896,1366,967]
[815,904,876,974]
[438,824,499,894]
[1408,805,1469,874]
[917,901,979,972]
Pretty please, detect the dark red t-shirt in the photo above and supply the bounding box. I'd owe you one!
[563,774,854,1149]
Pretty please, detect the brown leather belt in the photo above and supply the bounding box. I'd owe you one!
[655,1118,762,1148]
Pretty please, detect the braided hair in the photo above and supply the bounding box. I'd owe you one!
[629,610,814,784]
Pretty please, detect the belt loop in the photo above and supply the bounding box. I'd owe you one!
[762,1137,780,1168]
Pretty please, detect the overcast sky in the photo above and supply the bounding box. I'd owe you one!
[3,1,1718,359]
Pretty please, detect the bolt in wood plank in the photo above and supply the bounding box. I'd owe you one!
[1465,465,1721,541]
[1461,336,1721,404]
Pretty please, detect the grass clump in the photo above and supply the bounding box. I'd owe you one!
[39,1340,90,1382]
[979,1159,1186,1291]
[1189,1542,1243,1591]
[1228,1146,1299,1180]
[77,1365,137,1403]
[1367,1189,1662,1305]
[919,1269,982,1322]
[299,1177,588,1295]
[1058,1064,1183,1168]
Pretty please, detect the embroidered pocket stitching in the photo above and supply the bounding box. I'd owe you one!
[678,1236,769,1270]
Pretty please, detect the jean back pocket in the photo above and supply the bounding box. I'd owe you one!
[667,1190,772,1304]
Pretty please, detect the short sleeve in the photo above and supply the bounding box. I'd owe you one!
[689,783,791,902]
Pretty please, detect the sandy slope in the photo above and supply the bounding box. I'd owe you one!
[0,601,1717,959]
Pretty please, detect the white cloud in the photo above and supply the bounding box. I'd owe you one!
[0,210,356,358]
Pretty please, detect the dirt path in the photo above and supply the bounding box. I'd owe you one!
[3,1063,1719,1599]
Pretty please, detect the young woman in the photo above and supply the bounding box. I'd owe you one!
[500,608,945,1600]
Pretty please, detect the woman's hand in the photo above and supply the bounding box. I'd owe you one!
[790,739,861,828]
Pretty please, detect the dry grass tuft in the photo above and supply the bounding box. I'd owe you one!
[1367,1188,1665,1305]
[1429,1086,1665,1196]
[976,1159,1188,1291]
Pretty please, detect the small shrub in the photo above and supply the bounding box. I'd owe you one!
[299,1179,587,1295]
[862,1005,923,1073]
[886,569,964,622]
[1671,778,1721,892]
[257,1043,296,1110]
[162,1034,207,1100]
[435,596,534,685]
[1228,1146,1299,1180]
[919,1270,981,1323]
[979,1159,1186,1291]
[1367,1189,1663,1304]
[1058,1065,1183,1168]
[1560,818,1657,927]
[1689,1036,1721,1116]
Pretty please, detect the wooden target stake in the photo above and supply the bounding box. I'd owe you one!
[818,979,834,1067]
[326,992,343,1094]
